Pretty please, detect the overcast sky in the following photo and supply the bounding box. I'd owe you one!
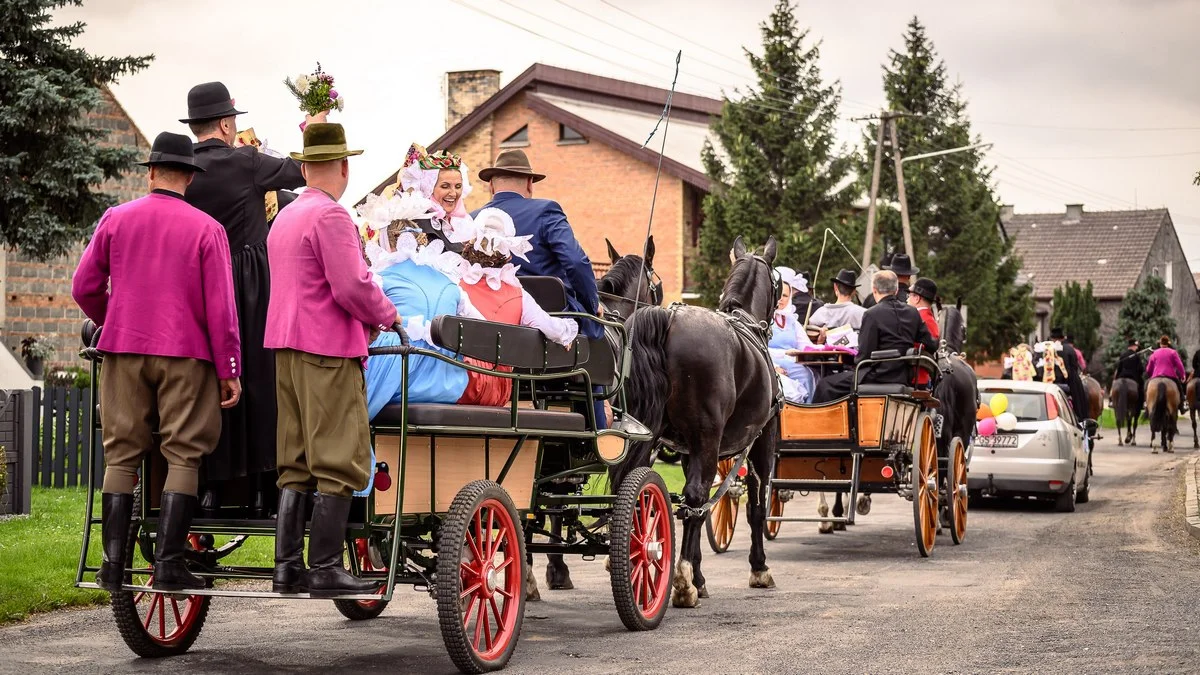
[59,0,1200,266]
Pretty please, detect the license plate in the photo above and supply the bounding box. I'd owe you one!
[976,434,1017,448]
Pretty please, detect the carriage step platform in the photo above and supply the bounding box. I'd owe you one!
[770,478,855,491]
[766,515,853,524]
[76,582,386,601]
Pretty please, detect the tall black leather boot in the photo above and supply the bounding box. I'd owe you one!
[272,488,308,593]
[95,492,133,592]
[152,492,205,591]
[306,493,378,598]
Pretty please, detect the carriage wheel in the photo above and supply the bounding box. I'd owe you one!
[765,490,784,541]
[437,480,525,674]
[110,530,211,657]
[912,413,939,558]
[704,458,739,553]
[947,437,968,545]
[334,537,390,620]
[610,467,674,631]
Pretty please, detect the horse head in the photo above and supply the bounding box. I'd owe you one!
[721,235,778,322]
[598,236,660,319]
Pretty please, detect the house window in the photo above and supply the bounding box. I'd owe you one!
[558,123,586,145]
[1166,261,1174,289]
[500,125,529,148]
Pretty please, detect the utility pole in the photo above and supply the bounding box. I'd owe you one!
[889,116,914,260]
[861,120,886,266]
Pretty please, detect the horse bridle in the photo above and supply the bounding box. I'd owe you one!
[599,258,663,315]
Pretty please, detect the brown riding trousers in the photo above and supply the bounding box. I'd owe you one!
[100,354,222,496]
[274,349,371,498]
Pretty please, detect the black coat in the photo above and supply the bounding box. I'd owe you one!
[186,140,306,481]
[791,292,824,323]
[1114,349,1145,383]
[863,282,909,309]
[855,295,938,384]
[1058,341,1090,421]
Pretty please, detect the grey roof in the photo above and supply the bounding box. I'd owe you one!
[1003,208,1169,300]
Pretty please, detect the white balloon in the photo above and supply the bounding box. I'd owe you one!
[996,411,1018,432]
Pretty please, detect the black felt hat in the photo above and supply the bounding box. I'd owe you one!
[911,277,937,302]
[179,81,246,123]
[138,132,205,172]
[884,253,919,276]
[830,268,858,289]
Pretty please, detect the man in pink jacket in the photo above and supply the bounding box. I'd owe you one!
[72,131,242,593]
[265,123,399,597]
[1146,335,1187,410]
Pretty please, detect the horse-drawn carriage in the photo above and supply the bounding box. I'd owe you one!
[74,277,672,673]
[706,348,970,557]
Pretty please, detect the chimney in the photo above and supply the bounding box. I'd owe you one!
[445,70,501,131]
[1064,203,1084,223]
[999,204,1014,223]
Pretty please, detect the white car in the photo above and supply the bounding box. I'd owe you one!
[968,379,1094,512]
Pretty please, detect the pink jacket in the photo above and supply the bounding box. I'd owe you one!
[265,189,395,358]
[72,191,241,379]
[1146,347,1186,381]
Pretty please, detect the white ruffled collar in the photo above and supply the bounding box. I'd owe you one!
[460,261,522,291]
[366,232,464,283]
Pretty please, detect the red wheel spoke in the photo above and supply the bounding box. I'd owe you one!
[460,582,482,600]
[133,590,145,604]
[478,605,491,652]
[485,508,496,557]
[494,556,514,573]
[158,595,166,638]
[489,596,503,636]
[465,527,484,563]
[143,594,158,629]
[488,528,508,561]
[170,597,183,627]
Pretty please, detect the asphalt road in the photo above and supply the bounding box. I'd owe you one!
[5,433,1200,674]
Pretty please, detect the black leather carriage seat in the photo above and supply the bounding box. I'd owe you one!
[521,276,568,312]
[856,383,914,396]
[429,316,589,371]
[373,403,585,432]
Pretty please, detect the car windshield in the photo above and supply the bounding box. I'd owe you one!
[982,390,1048,422]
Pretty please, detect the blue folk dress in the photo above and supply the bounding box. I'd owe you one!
[768,305,816,404]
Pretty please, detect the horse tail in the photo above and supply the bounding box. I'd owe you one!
[1151,379,1168,433]
[611,306,673,487]
[1111,381,1125,425]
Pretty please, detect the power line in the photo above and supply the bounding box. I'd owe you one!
[1010,149,1200,161]
[992,154,1136,210]
[975,120,1200,133]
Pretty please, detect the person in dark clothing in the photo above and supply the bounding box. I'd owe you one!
[788,270,824,323]
[863,252,915,308]
[1050,327,1090,421]
[1114,338,1145,414]
[181,81,319,515]
[812,271,937,403]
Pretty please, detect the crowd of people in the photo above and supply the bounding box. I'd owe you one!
[71,81,609,596]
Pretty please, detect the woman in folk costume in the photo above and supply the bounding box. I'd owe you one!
[380,143,474,252]
[1011,344,1036,382]
[1035,341,1068,385]
[357,189,484,415]
[768,266,817,404]
[456,208,580,406]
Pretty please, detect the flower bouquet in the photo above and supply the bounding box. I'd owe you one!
[284,62,343,116]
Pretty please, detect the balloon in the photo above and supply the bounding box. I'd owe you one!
[995,411,1018,432]
[977,416,997,437]
[976,403,993,421]
[990,393,1009,416]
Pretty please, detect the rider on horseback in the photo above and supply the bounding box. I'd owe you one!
[1146,335,1187,411]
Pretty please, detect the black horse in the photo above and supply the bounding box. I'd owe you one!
[537,237,661,594]
[611,236,781,606]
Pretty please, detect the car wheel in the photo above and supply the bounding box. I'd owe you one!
[1054,478,1077,513]
[1076,469,1091,504]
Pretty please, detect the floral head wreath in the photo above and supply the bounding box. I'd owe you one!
[395,143,472,218]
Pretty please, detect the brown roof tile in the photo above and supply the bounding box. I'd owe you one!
[1003,208,1168,300]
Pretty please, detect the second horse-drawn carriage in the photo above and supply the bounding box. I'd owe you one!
[74,277,674,673]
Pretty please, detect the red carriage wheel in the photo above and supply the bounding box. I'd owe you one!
[610,467,675,631]
[436,480,526,674]
[110,530,211,657]
[333,537,390,620]
[947,437,968,545]
[704,458,738,553]
[765,490,784,541]
[912,413,939,557]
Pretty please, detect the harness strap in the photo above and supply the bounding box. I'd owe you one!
[674,443,752,520]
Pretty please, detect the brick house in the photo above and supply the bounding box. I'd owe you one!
[1001,203,1200,366]
[360,64,722,302]
[1,86,149,373]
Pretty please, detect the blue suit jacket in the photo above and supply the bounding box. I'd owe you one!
[474,192,602,339]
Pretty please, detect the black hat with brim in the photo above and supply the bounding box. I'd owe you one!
[179,81,246,123]
[830,268,858,289]
[911,277,937,302]
[884,253,919,276]
[138,131,205,172]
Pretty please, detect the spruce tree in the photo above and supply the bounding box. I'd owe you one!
[0,0,152,260]
[860,17,1032,359]
[694,0,857,305]
[1051,281,1101,359]
[1102,275,1178,377]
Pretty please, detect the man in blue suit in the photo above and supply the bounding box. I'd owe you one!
[474,149,603,340]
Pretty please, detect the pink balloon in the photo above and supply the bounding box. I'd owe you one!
[977,416,997,437]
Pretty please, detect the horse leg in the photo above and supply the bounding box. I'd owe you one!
[671,450,715,608]
[832,492,847,531]
[525,547,541,601]
[1192,408,1198,449]
[544,520,574,590]
[817,493,834,534]
[745,432,775,589]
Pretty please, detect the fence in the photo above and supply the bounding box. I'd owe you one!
[1,390,36,515]
[30,386,100,489]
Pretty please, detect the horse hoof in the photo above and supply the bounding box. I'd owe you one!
[833,522,846,531]
[671,561,699,608]
[817,503,830,518]
[697,585,710,599]
[604,556,612,573]
[855,496,872,516]
[818,522,835,534]
[545,566,574,590]
[525,568,541,602]
[1152,450,1160,455]
[748,569,775,589]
